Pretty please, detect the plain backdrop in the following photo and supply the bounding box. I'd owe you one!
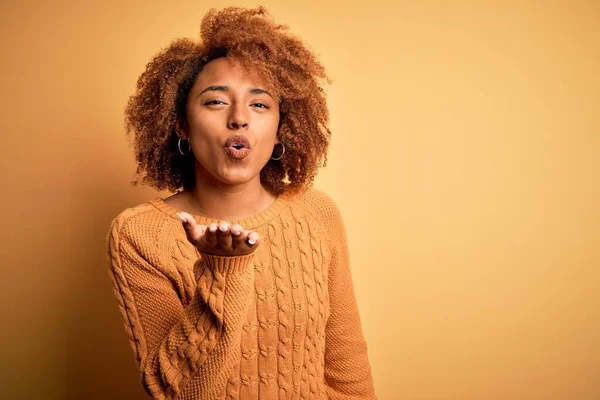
[1,1,598,399]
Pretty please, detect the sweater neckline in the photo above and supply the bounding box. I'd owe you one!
[148,192,289,229]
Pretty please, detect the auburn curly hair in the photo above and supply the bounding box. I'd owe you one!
[124,6,331,195]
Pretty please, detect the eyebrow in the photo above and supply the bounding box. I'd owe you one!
[198,85,273,98]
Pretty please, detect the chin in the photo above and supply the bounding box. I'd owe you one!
[216,169,258,186]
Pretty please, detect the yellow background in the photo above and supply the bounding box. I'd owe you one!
[1,1,598,399]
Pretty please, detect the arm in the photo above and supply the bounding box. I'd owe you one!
[324,201,377,399]
[106,215,253,399]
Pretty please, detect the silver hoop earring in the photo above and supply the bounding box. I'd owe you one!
[178,137,191,156]
[271,142,285,161]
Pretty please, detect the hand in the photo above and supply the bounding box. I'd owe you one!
[177,212,260,257]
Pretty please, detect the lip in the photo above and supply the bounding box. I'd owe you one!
[224,135,251,160]
[225,147,250,160]
[225,135,251,150]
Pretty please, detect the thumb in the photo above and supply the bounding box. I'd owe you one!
[177,212,206,246]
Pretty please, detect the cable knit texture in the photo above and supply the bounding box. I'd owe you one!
[106,187,376,399]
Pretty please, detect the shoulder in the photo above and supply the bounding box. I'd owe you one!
[284,186,346,243]
[287,186,342,218]
[106,200,176,257]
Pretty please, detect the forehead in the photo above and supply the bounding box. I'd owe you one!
[194,57,268,90]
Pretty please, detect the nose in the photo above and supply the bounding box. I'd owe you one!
[227,103,249,130]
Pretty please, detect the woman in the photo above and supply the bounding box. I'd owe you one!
[106,6,376,400]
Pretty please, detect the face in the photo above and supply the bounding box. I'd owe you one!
[177,57,280,188]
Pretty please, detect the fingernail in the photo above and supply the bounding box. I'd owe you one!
[219,224,229,232]
[248,239,256,245]
[176,213,186,223]
[209,225,218,233]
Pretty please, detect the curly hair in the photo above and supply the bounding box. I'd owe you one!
[124,6,331,195]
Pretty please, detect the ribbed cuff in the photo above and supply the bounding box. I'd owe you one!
[198,252,255,274]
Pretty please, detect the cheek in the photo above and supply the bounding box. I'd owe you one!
[189,114,220,144]
[189,109,211,130]
[259,112,280,139]
[256,118,279,151]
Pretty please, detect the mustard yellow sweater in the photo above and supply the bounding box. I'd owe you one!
[106,187,375,399]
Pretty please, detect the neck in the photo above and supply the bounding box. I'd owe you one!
[183,176,276,221]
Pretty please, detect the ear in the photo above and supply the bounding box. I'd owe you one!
[175,117,188,139]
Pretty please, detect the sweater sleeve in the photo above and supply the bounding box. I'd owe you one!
[322,198,377,399]
[106,213,254,399]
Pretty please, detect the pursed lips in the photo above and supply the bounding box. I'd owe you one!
[225,134,251,150]
[224,134,251,160]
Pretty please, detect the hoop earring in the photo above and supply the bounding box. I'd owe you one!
[178,137,191,156]
[271,142,285,161]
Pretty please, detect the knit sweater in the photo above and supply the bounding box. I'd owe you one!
[106,187,376,400]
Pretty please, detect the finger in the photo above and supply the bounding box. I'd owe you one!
[231,224,245,249]
[246,231,260,247]
[203,222,219,247]
[217,221,233,250]
[177,212,203,245]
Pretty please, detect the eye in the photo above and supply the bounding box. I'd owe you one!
[252,103,269,109]
[205,100,227,106]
